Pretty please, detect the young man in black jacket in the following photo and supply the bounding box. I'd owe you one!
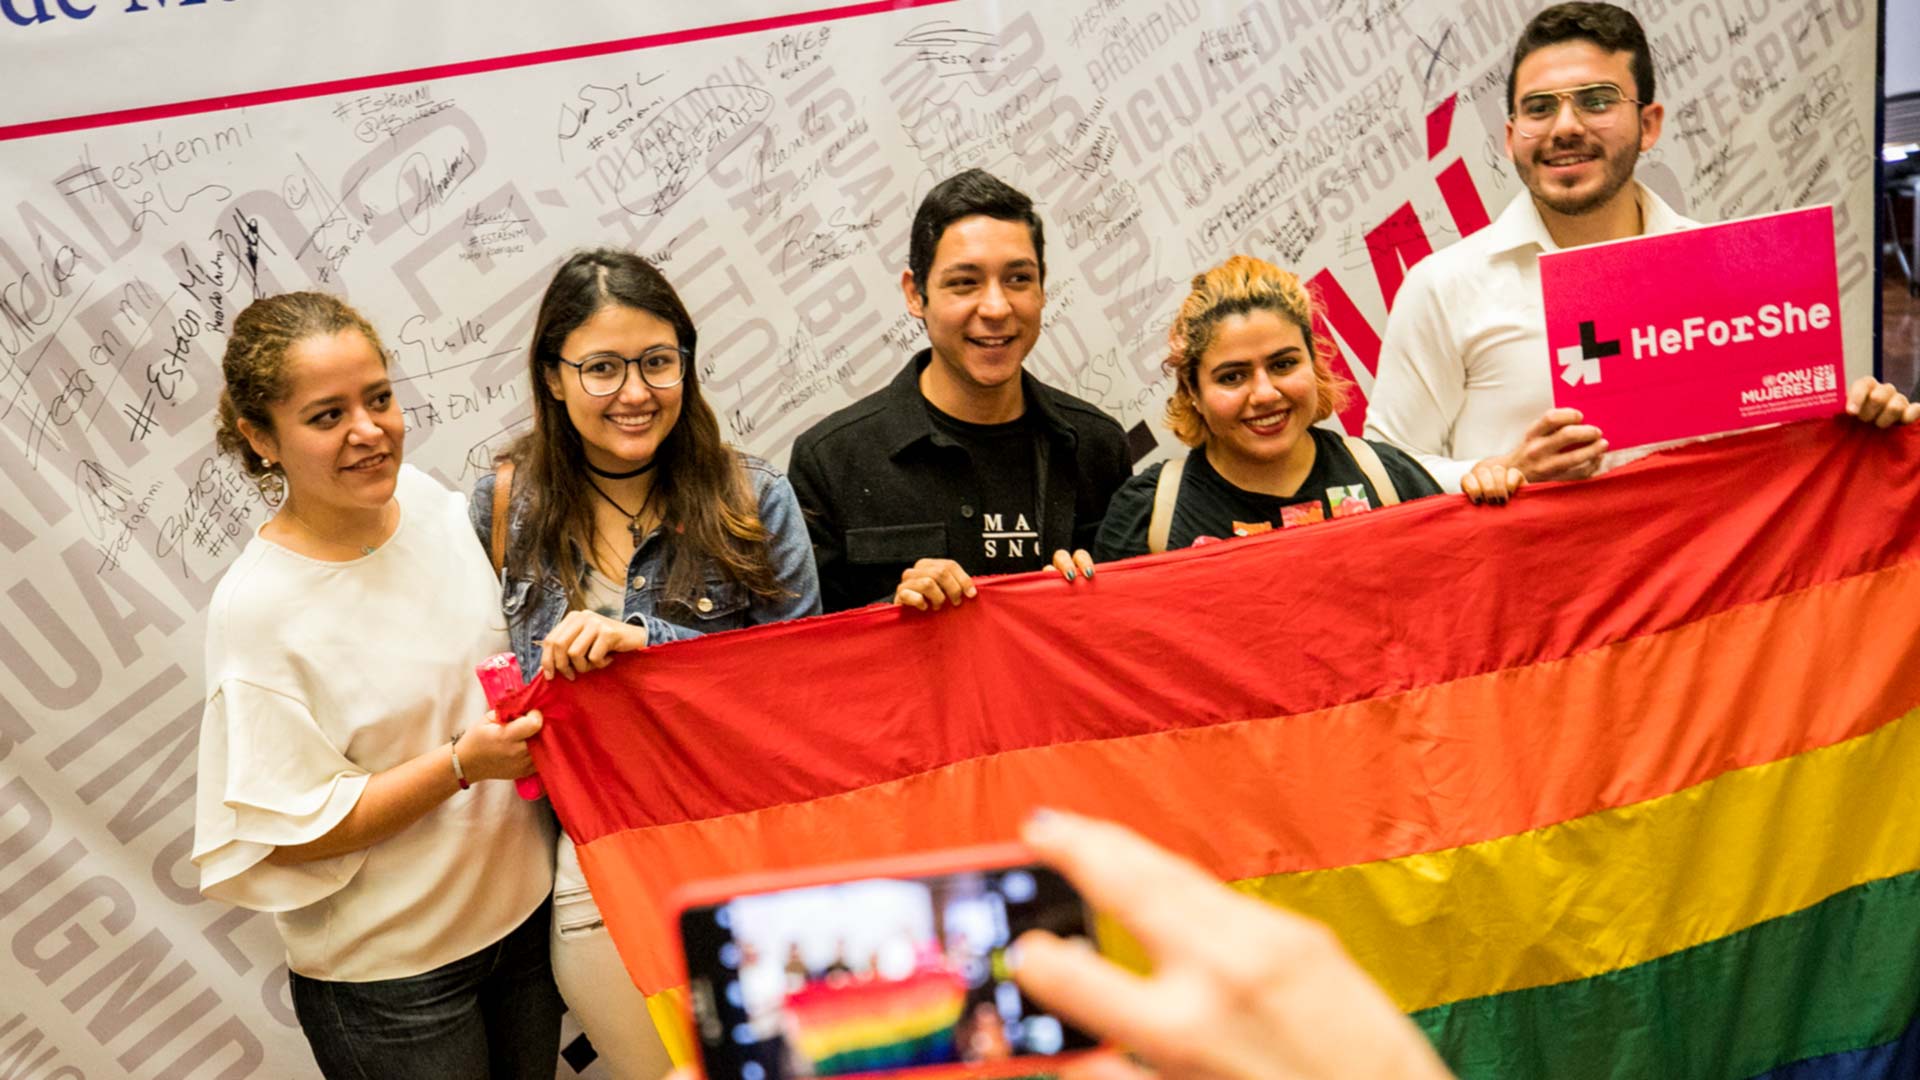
[789,169,1132,613]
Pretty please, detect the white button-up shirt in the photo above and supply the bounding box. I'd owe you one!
[1364,184,1695,491]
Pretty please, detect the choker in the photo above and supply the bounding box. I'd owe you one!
[588,458,657,480]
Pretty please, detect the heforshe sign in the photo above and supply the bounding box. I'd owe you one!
[1541,205,1844,451]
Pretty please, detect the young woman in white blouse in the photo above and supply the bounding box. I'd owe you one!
[191,292,562,1079]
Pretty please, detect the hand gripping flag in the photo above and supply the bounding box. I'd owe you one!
[503,420,1920,1078]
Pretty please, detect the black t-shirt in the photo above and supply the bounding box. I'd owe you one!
[1093,427,1441,560]
[924,401,1047,573]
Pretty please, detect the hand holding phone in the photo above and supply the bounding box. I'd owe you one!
[676,845,1101,1080]
[1010,811,1457,1080]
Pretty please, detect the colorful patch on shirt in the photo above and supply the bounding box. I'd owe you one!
[1279,502,1326,529]
[1231,520,1275,537]
[1328,485,1373,518]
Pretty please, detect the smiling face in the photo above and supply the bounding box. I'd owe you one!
[543,302,684,472]
[241,328,402,516]
[1505,40,1663,219]
[903,214,1045,411]
[1192,309,1319,476]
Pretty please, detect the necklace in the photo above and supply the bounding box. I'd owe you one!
[587,458,657,480]
[284,502,387,556]
[587,478,657,545]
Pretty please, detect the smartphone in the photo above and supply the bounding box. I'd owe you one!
[675,844,1103,1080]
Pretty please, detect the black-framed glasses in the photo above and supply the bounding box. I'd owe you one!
[1511,83,1643,138]
[555,346,689,396]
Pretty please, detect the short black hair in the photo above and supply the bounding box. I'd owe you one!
[1506,2,1655,113]
[906,169,1045,302]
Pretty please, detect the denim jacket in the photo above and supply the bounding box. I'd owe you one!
[468,455,822,679]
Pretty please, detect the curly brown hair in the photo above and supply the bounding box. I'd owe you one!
[214,292,387,500]
[1162,255,1350,448]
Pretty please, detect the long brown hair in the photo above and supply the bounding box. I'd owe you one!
[504,249,782,613]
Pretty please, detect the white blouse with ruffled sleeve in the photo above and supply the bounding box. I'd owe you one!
[192,465,554,982]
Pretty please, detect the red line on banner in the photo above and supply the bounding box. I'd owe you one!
[0,0,958,144]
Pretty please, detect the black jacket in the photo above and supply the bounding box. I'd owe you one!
[789,351,1132,612]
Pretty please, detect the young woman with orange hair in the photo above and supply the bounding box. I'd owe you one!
[1095,256,1444,559]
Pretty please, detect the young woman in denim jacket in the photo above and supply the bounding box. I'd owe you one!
[469,248,820,1078]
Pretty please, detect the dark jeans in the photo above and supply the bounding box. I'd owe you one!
[290,900,563,1080]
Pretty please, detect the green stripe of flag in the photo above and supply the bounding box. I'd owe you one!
[1413,870,1920,1079]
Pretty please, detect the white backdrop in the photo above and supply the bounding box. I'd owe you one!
[0,0,1882,1076]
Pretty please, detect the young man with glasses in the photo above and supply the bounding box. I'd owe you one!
[789,169,1132,612]
[1365,2,1916,503]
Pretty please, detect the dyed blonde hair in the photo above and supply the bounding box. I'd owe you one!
[214,292,387,500]
[1162,255,1351,448]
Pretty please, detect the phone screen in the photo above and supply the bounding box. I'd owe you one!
[681,863,1099,1079]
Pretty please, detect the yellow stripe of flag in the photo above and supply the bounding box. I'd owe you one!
[1220,706,1920,1011]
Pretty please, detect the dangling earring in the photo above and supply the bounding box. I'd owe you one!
[255,457,285,506]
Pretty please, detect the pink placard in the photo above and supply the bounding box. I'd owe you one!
[1540,204,1844,450]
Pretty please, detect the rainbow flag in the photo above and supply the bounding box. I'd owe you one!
[513,420,1920,1077]
[783,970,966,1074]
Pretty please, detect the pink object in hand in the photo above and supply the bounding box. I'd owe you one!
[475,652,544,801]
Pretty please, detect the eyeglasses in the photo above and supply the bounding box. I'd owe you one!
[1511,83,1643,138]
[555,346,689,396]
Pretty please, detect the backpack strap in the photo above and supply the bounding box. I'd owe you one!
[1146,454,1189,554]
[490,461,515,575]
[1342,435,1400,508]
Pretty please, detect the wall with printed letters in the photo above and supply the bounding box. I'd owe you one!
[0,0,1883,1075]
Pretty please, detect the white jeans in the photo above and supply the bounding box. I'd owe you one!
[552,834,673,1080]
